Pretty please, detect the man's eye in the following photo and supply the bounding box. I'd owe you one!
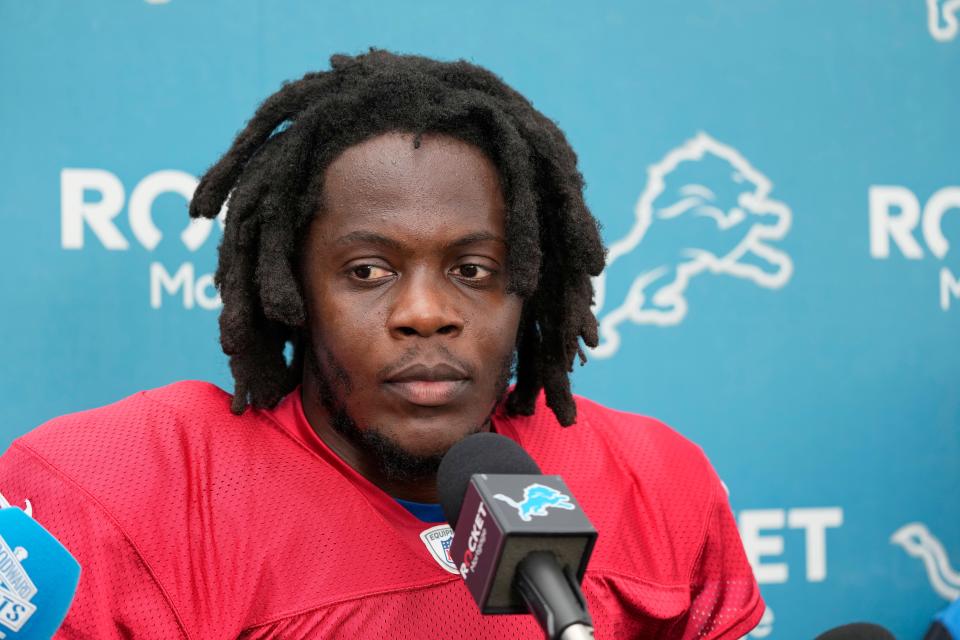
[452,264,493,280]
[351,265,393,280]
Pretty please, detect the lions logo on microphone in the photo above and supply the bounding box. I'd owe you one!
[493,484,576,522]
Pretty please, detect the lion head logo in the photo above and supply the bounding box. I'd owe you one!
[591,132,793,357]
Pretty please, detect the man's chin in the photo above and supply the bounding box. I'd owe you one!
[351,426,447,483]
[306,336,515,479]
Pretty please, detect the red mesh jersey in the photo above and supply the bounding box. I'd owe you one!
[0,382,763,639]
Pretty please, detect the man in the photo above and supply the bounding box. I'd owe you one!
[0,50,763,638]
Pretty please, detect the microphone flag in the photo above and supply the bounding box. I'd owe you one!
[0,507,80,639]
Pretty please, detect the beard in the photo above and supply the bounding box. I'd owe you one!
[305,340,516,484]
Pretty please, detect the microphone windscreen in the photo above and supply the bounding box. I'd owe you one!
[437,432,541,526]
[814,622,897,640]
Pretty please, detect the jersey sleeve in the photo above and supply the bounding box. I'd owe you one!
[0,442,189,639]
[674,470,765,640]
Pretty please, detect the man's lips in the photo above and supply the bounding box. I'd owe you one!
[382,362,471,407]
[384,379,469,407]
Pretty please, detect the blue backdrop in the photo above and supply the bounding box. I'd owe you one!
[1,2,958,638]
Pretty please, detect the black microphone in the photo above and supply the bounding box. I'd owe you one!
[437,433,598,640]
[814,622,897,640]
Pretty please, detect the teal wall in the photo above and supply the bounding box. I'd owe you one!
[1,2,958,637]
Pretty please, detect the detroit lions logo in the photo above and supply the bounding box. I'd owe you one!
[591,132,793,357]
[928,0,960,41]
[891,522,960,601]
[493,484,576,522]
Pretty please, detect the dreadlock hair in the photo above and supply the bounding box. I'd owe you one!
[189,49,606,427]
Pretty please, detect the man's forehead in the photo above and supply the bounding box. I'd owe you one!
[332,229,506,251]
[311,132,508,251]
[320,133,504,208]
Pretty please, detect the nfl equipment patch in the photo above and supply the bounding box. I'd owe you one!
[419,524,458,574]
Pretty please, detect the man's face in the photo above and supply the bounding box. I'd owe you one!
[299,131,523,482]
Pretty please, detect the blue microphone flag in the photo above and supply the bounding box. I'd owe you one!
[0,507,79,639]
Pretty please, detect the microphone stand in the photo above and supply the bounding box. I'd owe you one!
[514,551,595,640]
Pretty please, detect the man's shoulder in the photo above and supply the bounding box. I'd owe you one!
[11,380,273,500]
[142,378,233,408]
[575,394,703,452]
[511,392,715,487]
[19,380,235,452]
[507,392,729,590]
[582,394,719,496]
[509,392,723,539]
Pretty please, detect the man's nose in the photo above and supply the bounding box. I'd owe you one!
[387,271,464,339]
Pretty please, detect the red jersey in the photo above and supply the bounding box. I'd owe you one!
[0,381,762,639]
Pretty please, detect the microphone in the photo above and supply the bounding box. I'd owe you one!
[814,622,897,640]
[0,506,80,638]
[437,433,598,640]
[924,597,960,640]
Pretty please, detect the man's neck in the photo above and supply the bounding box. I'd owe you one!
[299,386,443,503]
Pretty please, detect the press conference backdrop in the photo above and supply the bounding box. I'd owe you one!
[1,2,957,638]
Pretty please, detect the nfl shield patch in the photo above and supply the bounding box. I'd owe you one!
[418,524,458,574]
